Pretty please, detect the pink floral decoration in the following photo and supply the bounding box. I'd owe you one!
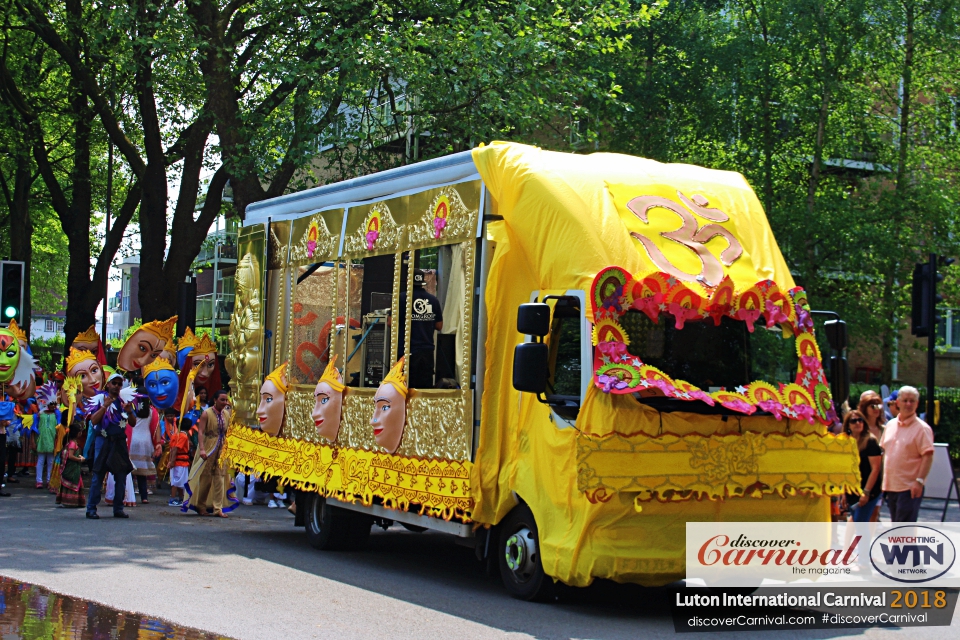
[632,294,663,323]
[668,303,700,330]
[735,307,761,333]
[597,341,629,362]
[306,240,317,258]
[365,230,379,251]
[433,216,447,239]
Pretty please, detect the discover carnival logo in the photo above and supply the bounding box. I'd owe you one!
[869,525,956,583]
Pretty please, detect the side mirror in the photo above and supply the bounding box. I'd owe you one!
[823,319,847,352]
[829,355,850,408]
[513,343,549,394]
[517,303,550,337]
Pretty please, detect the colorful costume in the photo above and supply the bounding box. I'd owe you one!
[56,440,85,508]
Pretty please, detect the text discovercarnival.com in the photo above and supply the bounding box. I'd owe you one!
[670,522,960,632]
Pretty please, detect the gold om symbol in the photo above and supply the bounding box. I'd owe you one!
[626,191,743,287]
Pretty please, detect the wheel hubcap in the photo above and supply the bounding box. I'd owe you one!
[504,526,536,582]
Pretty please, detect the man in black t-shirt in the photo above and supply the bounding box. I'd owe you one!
[399,270,443,389]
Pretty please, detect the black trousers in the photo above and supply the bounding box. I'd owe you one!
[409,349,436,389]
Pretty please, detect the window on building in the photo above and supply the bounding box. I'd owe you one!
[937,309,960,350]
[45,319,54,332]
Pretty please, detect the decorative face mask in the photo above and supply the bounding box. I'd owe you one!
[257,379,285,436]
[71,360,104,398]
[0,331,21,384]
[144,361,180,410]
[191,354,218,384]
[370,358,407,454]
[118,331,165,372]
[117,316,176,372]
[257,362,287,437]
[312,356,344,442]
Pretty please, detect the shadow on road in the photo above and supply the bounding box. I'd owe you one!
[0,486,876,639]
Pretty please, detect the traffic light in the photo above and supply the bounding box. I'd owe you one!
[0,261,24,325]
[912,254,955,337]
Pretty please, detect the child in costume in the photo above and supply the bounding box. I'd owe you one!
[34,395,58,488]
[56,424,86,508]
[166,418,193,506]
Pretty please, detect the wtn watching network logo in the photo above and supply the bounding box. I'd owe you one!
[870,525,957,583]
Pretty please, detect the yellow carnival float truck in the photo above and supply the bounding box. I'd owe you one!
[222,141,860,600]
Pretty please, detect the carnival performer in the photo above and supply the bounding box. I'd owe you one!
[56,424,86,508]
[186,389,230,517]
[85,372,137,519]
[127,386,161,504]
[48,376,81,493]
[34,390,58,489]
[166,418,192,507]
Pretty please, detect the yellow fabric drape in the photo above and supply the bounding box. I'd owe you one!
[469,142,846,587]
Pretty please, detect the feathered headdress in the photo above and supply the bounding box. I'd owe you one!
[137,316,177,346]
[7,319,26,345]
[381,357,407,397]
[318,355,345,392]
[265,362,288,395]
[143,358,175,377]
[66,347,97,374]
[36,381,58,411]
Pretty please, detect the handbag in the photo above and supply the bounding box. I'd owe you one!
[105,436,134,477]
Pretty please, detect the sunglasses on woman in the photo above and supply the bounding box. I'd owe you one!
[848,418,864,424]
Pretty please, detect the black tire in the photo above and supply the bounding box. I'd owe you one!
[305,495,373,551]
[498,503,555,601]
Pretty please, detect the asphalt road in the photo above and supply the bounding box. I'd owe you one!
[0,483,956,639]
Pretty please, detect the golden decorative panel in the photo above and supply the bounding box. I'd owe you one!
[226,225,266,426]
[576,430,861,505]
[223,425,474,521]
[400,390,472,460]
[343,201,404,257]
[407,185,480,249]
[289,209,344,266]
[284,389,317,442]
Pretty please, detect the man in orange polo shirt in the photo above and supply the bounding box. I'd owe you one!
[880,386,935,522]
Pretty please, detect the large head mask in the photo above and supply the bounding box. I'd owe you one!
[312,355,345,443]
[66,347,103,398]
[143,359,180,409]
[257,361,287,437]
[371,358,407,454]
[117,316,177,372]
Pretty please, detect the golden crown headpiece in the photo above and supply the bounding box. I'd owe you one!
[8,319,26,344]
[73,324,101,345]
[143,358,175,377]
[265,361,288,395]
[319,355,345,392]
[65,347,97,372]
[381,357,407,397]
[138,316,177,345]
[191,332,217,356]
[178,326,200,351]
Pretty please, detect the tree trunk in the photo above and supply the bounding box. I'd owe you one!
[8,150,32,337]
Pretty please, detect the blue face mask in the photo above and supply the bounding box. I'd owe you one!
[145,369,179,409]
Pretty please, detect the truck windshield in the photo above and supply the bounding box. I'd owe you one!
[618,311,798,392]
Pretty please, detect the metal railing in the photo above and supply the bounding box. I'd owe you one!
[196,293,235,325]
[195,230,238,264]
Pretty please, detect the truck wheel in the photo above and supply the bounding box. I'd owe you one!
[498,503,555,601]
[305,495,372,550]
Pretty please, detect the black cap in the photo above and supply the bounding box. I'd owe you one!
[414,269,426,287]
